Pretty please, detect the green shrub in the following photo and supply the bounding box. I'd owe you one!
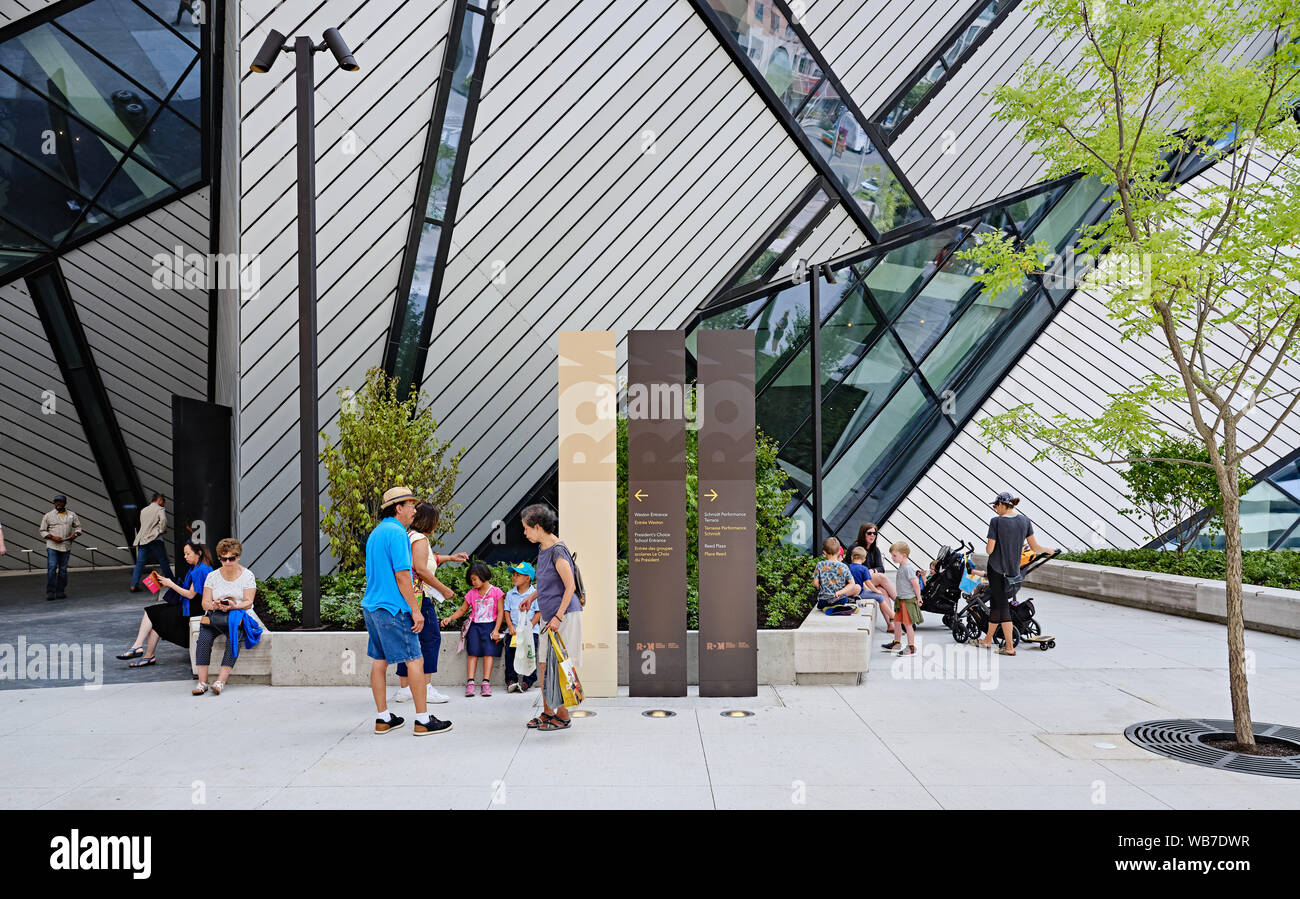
[1058,549,1300,590]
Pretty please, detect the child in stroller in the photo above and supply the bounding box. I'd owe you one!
[919,542,981,628]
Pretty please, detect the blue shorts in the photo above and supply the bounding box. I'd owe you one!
[397,597,441,676]
[465,621,502,658]
[363,607,421,663]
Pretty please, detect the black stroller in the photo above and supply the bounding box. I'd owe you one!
[919,542,976,628]
[950,548,1060,650]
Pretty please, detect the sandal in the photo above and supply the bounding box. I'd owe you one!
[192,683,209,695]
[128,656,156,668]
[996,648,1016,656]
[211,682,225,695]
[538,715,571,731]
[526,712,556,729]
[116,647,144,660]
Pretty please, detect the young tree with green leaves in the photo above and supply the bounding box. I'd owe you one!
[1120,437,1252,551]
[319,367,464,570]
[959,0,1300,745]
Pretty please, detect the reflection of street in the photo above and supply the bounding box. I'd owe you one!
[802,124,890,218]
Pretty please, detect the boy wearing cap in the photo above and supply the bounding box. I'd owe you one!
[362,486,451,736]
[501,562,539,693]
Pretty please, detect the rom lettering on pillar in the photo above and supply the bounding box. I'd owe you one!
[557,331,618,697]
[627,330,688,697]
[697,330,757,697]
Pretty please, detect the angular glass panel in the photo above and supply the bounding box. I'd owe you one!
[0,248,38,277]
[0,148,94,244]
[881,58,944,133]
[53,0,197,100]
[942,2,999,67]
[131,1,206,47]
[949,289,1052,421]
[426,10,484,223]
[922,283,1036,398]
[1267,459,1300,502]
[1027,175,1109,262]
[818,277,882,385]
[66,204,118,242]
[124,98,201,190]
[757,340,812,448]
[1275,521,1300,550]
[1239,482,1300,550]
[1003,182,1065,235]
[863,224,967,320]
[704,0,821,114]
[823,375,933,524]
[752,281,811,389]
[392,222,442,389]
[831,407,954,533]
[164,54,203,127]
[820,331,910,464]
[94,156,182,223]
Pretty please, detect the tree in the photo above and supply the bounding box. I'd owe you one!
[958,0,1300,745]
[319,367,464,570]
[1119,437,1252,551]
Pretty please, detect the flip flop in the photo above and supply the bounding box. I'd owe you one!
[116,647,144,660]
[128,656,156,668]
[996,648,1016,656]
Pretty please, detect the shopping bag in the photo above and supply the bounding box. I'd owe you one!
[543,645,563,709]
[959,571,982,594]
[548,629,584,708]
[514,630,536,677]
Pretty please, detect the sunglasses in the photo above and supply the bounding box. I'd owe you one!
[865,530,876,535]
[219,555,239,562]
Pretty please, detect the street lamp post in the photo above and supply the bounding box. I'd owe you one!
[250,27,358,629]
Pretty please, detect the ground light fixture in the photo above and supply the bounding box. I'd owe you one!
[721,710,754,718]
[569,709,595,718]
[642,709,676,718]
[248,26,359,628]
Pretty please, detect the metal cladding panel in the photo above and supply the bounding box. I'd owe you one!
[235,0,452,575]
[0,280,123,571]
[417,0,822,555]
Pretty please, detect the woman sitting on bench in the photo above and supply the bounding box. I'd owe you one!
[193,538,260,695]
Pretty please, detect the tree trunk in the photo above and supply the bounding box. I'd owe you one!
[1218,434,1254,746]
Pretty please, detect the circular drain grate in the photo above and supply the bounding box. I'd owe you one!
[1125,719,1300,778]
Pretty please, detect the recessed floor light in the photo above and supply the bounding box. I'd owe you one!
[642,709,676,718]
[570,709,595,718]
[1094,742,1117,749]
[721,710,754,718]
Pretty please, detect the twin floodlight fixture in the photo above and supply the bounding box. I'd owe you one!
[248,27,359,74]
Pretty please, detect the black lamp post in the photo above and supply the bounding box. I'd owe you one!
[249,26,359,628]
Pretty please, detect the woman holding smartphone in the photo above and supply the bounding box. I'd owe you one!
[193,538,257,695]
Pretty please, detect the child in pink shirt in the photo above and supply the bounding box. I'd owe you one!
[441,561,505,696]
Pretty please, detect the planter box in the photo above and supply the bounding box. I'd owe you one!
[188,617,272,683]
[264,607,870,687]
[1029,560,1300,639]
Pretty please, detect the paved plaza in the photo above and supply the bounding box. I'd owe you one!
[2,571,1300,809]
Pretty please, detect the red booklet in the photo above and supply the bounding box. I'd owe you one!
[143,572,161,594]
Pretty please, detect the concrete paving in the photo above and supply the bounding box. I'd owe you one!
[2,587,1300,809]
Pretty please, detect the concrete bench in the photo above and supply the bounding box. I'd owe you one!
[188,616,271,683]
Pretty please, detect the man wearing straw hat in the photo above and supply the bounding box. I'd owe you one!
[362,486,452,736]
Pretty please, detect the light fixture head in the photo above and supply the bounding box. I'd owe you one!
[823,266,838,285]
[323,27,359,71]
[250,29,286,74]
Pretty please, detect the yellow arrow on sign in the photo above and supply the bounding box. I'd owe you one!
[704,489,718,502]
[634,490,647,502]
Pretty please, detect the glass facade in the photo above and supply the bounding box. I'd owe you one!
[384,1,493,396]
[0,0,207,282]
[695,0,928,236]
[689,171,1099,549]
[875,0,1019,141]
[1152,450,1300,551]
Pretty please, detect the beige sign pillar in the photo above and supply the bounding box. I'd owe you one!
[557,331,618,696]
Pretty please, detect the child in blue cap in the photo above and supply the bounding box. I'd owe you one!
[502,561,539,693]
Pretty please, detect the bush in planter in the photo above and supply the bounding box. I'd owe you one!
[1057,549,1300,591]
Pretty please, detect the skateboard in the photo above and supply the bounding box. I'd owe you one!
[1021,634,1056,650]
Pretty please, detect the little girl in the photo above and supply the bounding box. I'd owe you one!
[440,561,504,696]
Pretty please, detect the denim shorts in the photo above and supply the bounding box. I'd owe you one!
[363,607,421,663]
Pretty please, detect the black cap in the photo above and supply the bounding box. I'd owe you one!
[53,494,66,502]
[990,491,1016,508]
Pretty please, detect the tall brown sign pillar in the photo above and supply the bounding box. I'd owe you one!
[627,330,688,697]
[697,329,757,697]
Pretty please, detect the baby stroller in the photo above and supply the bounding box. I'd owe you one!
[919,542,976,628]
[950,548,1060,650]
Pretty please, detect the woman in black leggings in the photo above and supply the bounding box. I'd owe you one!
[977,493,1054,655]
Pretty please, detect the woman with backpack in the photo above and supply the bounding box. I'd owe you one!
[519,503,581,732]
[975,492,1055,655]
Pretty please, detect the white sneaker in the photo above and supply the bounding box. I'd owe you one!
[426,685,450,704]
[392,686,413,703]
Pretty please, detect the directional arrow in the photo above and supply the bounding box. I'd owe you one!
[704,489,718,502]
[634,490,647,502]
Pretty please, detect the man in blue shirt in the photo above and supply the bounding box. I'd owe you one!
[363,487,452,736]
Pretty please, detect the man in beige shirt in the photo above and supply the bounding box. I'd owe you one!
[130,492,174,592]
[39,495,82,600]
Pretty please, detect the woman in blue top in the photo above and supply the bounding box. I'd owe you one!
[117,541,214,668]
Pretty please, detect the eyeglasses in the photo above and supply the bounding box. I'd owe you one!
[219,555,238,562]
[865,531,876,535]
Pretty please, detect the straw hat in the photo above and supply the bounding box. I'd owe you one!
[380,486,417,509]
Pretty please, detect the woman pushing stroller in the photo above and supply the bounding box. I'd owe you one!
[974,492,1055,656]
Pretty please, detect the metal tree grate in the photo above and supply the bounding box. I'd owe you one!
[1125,719,1300,778]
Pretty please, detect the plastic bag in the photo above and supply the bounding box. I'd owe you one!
[543,643,563,709]
[513,630,536,677]
[549,630,584,708]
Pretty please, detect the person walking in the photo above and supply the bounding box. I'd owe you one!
[361,487,451,736]
[392,501,463,706]
[130,492,174,591]
[975,492,1055,656]
[519,504,581,732]
[39,495,82,600]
